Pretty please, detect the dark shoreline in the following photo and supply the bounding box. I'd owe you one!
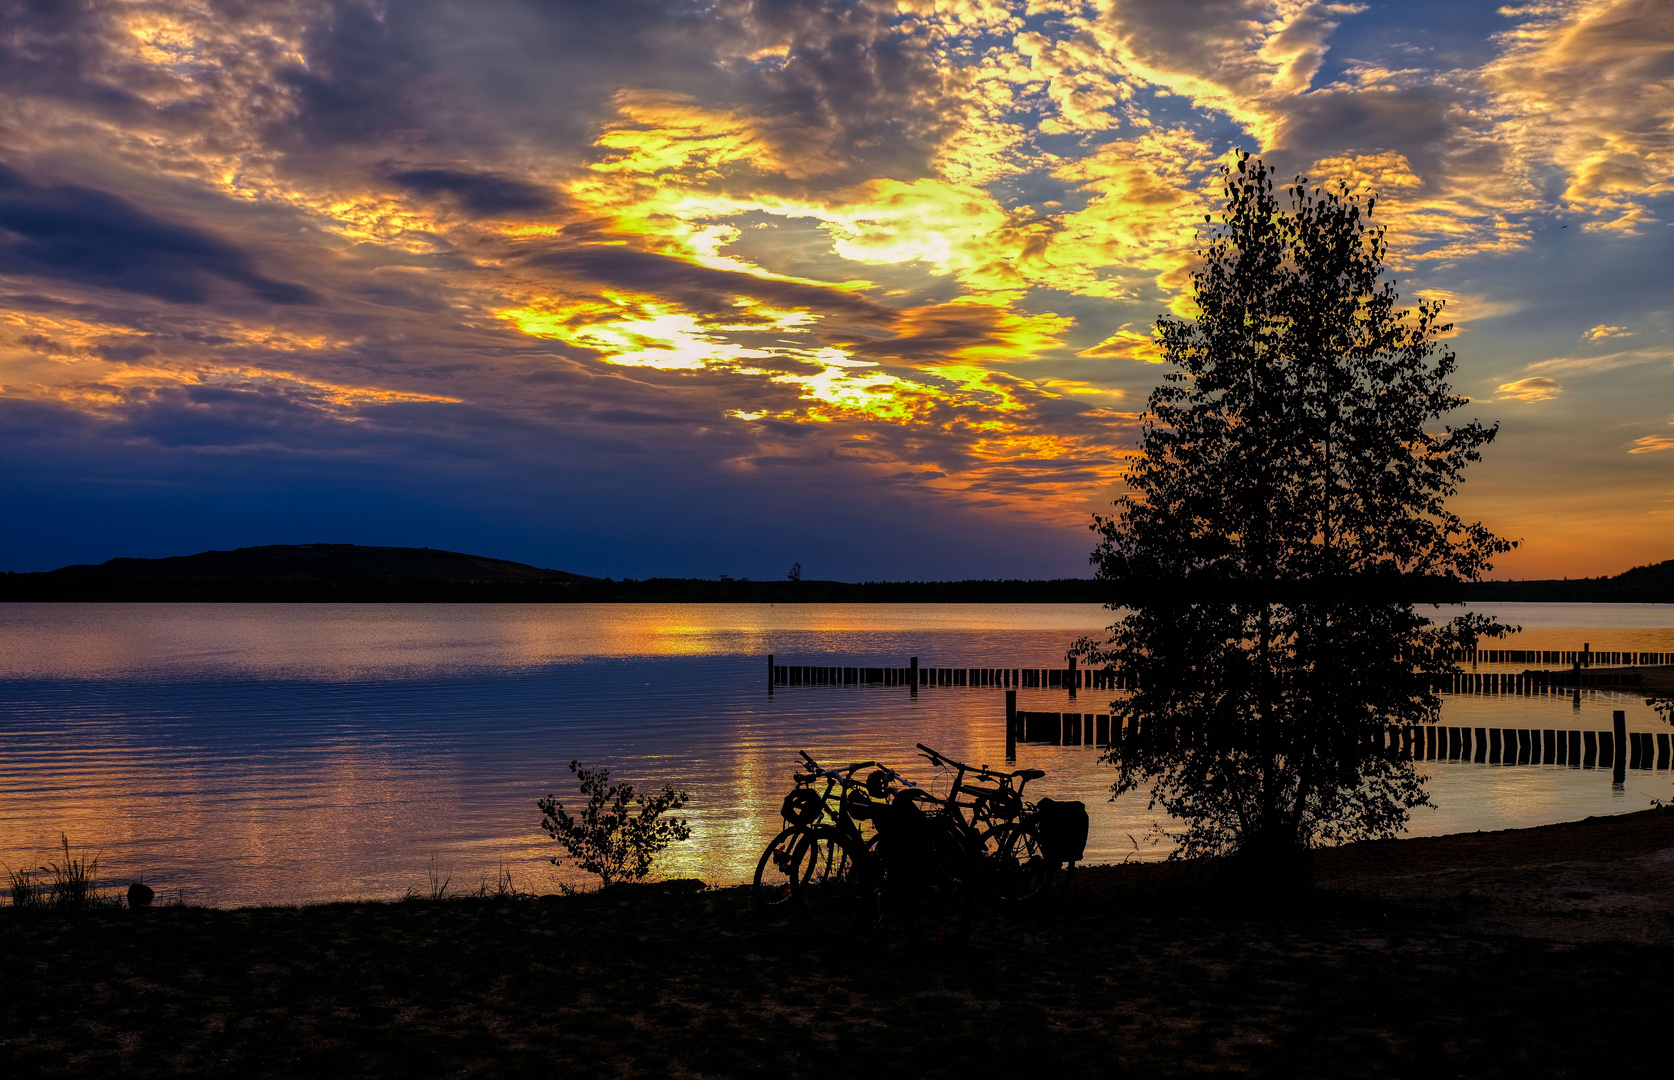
[5,577,1674,604]
[9,809,1674,1077]
[0,576,1113,603]
[4,544,1670,603]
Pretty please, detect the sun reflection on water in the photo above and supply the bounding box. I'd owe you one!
[1,603,1670,906]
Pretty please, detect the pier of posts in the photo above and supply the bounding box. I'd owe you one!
[763,651,1671,781]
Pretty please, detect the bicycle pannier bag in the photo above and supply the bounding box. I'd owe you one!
[1034,797,1089,864]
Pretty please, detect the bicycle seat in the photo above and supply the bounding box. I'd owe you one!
[1017,769,1046,781]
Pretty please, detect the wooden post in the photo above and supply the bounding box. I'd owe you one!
[768,653,774,695]
[1613,710,1627,785]
[1005,689,1017,762]
[1068,654,1078,698]
[910,656,918,696]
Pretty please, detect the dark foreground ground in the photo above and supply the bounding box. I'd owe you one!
[9,810,1674,1078]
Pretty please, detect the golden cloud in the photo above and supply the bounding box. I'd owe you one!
[1526,345,1674,376]
[1078,325,1162,362]
[1496,376,1562,402]
[1629,417,1674,454]
[1484,0,1674,230]
[1049,128,1220,302]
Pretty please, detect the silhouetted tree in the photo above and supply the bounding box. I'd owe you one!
[1076,153,1513,875]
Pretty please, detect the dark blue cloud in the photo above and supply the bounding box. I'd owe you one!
[0,163,315,305]
[385,166,556,215]
[528,242,896,326]
[272,0,727,154]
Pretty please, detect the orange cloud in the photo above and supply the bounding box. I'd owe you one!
[1585,324,1632,340]
[1496,377,1562,402]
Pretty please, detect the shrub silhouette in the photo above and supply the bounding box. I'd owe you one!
[538,761,692,886]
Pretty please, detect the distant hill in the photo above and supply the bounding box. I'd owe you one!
[0,544,596,601]
[43,544,596,584]
[0,544,1102,602]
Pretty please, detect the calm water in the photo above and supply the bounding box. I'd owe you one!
[2,602,1671,907]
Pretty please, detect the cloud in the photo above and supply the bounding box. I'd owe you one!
[1411,289,1521,331]
[1079,0,1366,146]
[525,242,892,325]
[1496,376,1561,402]
[0,164,315,305]
[4,0,1673,566]
[1483,0,1674,231]
[1585,324,1633,341]
[384,167,557,216]
[1078,325,1162,362]
[1525,346,1674,376]
[728,0,965,180]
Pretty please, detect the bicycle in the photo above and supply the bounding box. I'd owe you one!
[915,743,1057,903]
[753,753,875,916]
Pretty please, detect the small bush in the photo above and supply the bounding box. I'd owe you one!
[537,761,692,887]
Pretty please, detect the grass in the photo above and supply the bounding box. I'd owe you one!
[401,855,453,903]
[3,858,1674,1078]
[7,835,113,912]
[42,834,101,911]
[5,864,37,910]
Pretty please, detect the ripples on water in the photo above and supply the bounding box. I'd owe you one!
[1,602,1670,907]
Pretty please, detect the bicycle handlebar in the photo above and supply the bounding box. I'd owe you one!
[916,742,1041,784]
[797,751,878,779]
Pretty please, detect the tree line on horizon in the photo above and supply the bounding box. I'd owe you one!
[1,566,1670,603]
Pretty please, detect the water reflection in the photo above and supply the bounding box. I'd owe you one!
[0,602,1670,907]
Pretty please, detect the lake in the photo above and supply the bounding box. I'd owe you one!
[2,602,1671,907]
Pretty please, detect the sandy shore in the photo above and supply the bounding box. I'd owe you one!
[7,811,1674,1077]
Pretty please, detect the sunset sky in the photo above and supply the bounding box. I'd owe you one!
[1,0,1669,580]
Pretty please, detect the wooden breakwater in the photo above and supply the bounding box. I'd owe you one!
[1005,705,1656,776]
[1445,670,1655,692]
[768,654,1670,694]
[768,655,1128,691]
[1459,647,1673,667]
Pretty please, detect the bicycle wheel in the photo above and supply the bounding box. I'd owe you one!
[794,828,878,939]
[979,820,1055,903]
[753,825,807,913]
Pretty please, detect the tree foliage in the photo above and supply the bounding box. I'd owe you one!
[537,761,692,886]
[1077,153,1514,867]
